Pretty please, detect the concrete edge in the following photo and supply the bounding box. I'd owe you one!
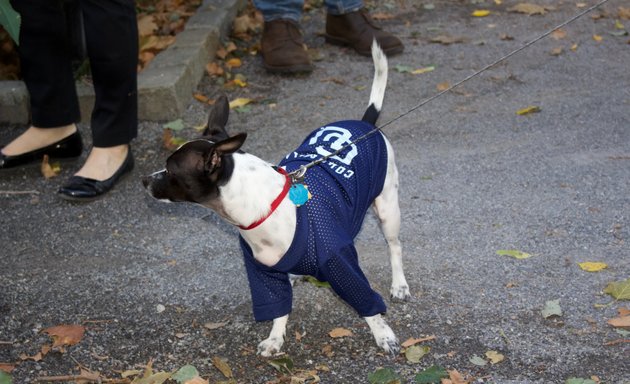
[0,0,244,124]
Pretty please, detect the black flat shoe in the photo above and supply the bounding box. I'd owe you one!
[58,149,134,202]
[0,131,83,169]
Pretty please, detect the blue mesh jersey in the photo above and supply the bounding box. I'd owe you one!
[239,120,389,322]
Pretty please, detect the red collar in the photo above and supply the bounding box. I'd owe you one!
[238,167,292,231]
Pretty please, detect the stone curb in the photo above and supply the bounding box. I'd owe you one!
[0,0,244,124]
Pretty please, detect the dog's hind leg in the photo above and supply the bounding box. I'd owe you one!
[373,139,410,301]
[257,314,288,357]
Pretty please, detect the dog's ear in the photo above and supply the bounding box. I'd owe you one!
[205,133,247,171]
[203,94,230,138]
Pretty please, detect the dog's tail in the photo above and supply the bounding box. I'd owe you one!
[361,40,388,125]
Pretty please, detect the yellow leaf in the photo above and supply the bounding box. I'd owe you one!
[229,98,252,109]
[508,3,550,15]
[211,356,232,378]
[516,106,541,115]
[485,350,505,364]
[328,327,353,338]
[578,262,608,272]
[472,9,491,17]
[615,20,625,29]
[571,43,579,51]
[437,82,450,91]
[41,155,60,179]
[233,78,247,88]
[411,66,435,74]
[226,58,242,69]
[593,34,603,42]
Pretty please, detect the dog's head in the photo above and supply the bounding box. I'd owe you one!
[142,95,246,206]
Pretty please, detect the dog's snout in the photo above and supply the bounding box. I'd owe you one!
[141,176,150,188]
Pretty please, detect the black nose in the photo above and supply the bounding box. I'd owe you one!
[141,176,150,188]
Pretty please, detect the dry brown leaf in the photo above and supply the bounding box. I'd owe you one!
[203,321,228,330]
[43,324,85,349]
[211,356,232,378]
[193,93,209,103]
[137,15,158,37]
[551,28,567,40]
[550,47,563,56]
[321,344,334,357]
[226,57,242,69]
[499,33,514,40]
[401,335,437,348]
[328,327,353,338]
[508,3,551,15]
[371,12,396,20]
[608,309,630,328]
[0,363,15,373]
[162,128,177,150]
[618,6,630,20]
[447,369,469,384]
[430,35,468,45]
[206,62,224,77]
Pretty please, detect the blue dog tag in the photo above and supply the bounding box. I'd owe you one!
[289,183,311,206]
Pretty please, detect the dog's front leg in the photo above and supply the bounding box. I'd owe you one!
[365,314,400,356]
[257,314,288,357]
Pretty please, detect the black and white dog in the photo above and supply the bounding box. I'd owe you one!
[143,42,410,356]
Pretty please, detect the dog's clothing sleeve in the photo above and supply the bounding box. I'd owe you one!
[240,120,389,321]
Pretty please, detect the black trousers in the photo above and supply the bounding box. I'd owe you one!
[11,0,138,147]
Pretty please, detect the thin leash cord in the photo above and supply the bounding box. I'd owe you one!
[289,0,612,181]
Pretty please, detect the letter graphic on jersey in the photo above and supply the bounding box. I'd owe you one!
[308,126,358,165]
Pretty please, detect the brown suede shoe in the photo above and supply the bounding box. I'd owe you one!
[261,19,313,74]
[325,9,404,57]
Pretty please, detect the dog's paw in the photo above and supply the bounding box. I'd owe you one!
[376,333,400,356]
[257,337,284,357]
[390,283,411,301]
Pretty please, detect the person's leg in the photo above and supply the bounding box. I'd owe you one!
[253,0,313,74]
[253,0,303,22]
[74,0,138,181]
[2,0,80,157]
[324,0,404,56]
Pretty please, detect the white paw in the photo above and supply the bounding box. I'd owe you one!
[390,283,411,301]
[375,331,400,356]
[257,337,284,357]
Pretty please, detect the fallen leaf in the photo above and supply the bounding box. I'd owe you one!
[508,3,551,15]
[225,58,242,69]
[619,6,630,20]
[133,371,171,384]
[394,64,414,73]
[76,368,101,384]
[542,299,563,318]
[43,324,85,349]
[268,357,294,375]
[604,278,630,300]
[321,344,334,357]
[578,262,608,272]
[0,371,12,384]
[500,33,514,40]
[229,98,252,109]
[607,313,630,328]
[0,364,15,374]
[551,28,567,40]
[516,106,541,115]
[367,367,401,384]
[485,350,505,364]
[411,66,435,75]
[447,370,468,384]
[184,378,209,384]
[41,155,60,179]
[305,276,331,288]
[469,355,487,366]
[163,119,185,131]
[593,34,603,42]
[415,365,448,383]
[193,93,210,103]
[401,335,437,347]
[206,62,224,77]
[405,345,430,363]
[472,10,491,17]
[137,15,158,37]
[329,327,353,338]
[203,321,228,330]
[565,379,597,384]
[211,357,232,378]
[437,82,450,91]
[371,12,396,20]
[496,249,532,259]
[430,35,468,45]
[550,47,563,56]
[571,43,579,51]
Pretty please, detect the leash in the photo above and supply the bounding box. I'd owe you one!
[288,0,613,183]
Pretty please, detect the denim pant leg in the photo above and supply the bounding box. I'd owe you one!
[253,0,304,22]
[324,0,363,15]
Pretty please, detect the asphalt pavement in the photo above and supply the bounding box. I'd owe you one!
[1,0,629,383]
